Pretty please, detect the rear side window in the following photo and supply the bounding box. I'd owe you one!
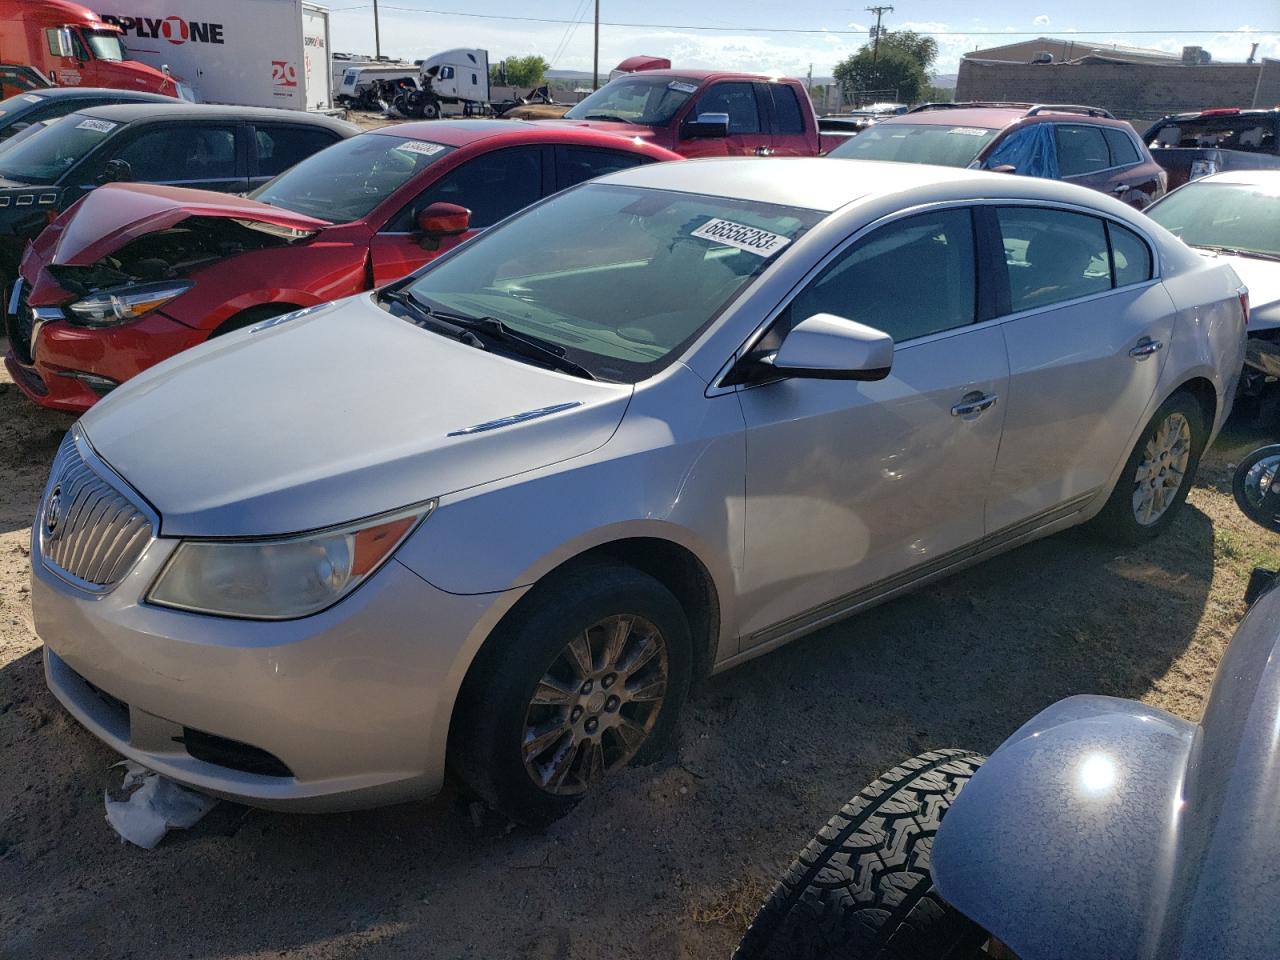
[393,146,542,230]
[695,82,761,134]
[255,125,340,178]
[783,208,976,344]
[998,208,1111,311]
[767,84,805,135]
[1108,222,1153,286]
[555,145,648,190]
[1103,128,1141,166]
[1055,124,1110,176]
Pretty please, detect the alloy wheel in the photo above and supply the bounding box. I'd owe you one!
[521,614,669,795]
[1132,412,1191,526]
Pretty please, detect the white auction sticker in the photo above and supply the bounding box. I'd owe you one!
[948,126,989,136]
[394,140,445,157]
[691,218,792,257]
[667,80,698,94]
[23,94,42,103]
[76,118,117,133]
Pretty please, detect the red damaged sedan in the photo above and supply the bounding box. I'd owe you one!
[6,120,679,412]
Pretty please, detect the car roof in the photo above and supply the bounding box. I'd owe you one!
[616,68,795,84]
[600,156,1096,212]
[365,118,668,151]
[1197,170,1280,189]
[879,107,1132,132]
[78,102,358,133]
[12,87,172,103]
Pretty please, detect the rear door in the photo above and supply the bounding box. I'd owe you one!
[1054,123,1113,194]
[248,123,345,189]
[678,81,772,157]
[984,205,1173,532]
[93,121,249,193]
[756,82,810,156]
[1100,125,1162,207]
[368,145,547,285]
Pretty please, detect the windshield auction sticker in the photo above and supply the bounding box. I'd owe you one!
[692,218,792,257]
[667,81,698,94]
[75,118,117,133]
[393,140,445,157]
[23,94,42,103]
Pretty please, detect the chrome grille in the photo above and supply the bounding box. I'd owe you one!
[39,432,152,590]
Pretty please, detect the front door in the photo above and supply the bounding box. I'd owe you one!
[98,122,248,193]
[736,207,1009,644]
[678,81,773,157]
[985,205,1173,532]
[368,145,544,285]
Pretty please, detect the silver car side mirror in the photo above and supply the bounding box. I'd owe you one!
[684,112,730,139]
[769,313,894,381]
[1234,446,1280,533]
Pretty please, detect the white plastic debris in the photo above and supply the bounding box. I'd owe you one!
[104,761,218,849]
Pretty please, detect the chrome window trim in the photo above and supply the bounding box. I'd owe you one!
[710,195,1162,393]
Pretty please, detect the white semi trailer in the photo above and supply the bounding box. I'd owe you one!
[96,0,332,110]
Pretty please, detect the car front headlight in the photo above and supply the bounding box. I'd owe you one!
[68,280,194,326]
[147,502,435,620]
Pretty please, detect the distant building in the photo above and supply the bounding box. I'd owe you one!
[956,36,1280,121]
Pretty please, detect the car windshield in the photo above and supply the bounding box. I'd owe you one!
[400,183,824,382]
[0,112,116,184]
[250,133,455,223]
[829,123,998,167]
[1148,181,1280,259]
[563,76,699,124]
[1147,115,1275,152]
[86,30,126,61]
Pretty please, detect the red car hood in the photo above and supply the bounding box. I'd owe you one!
[46,183,332,267]
[544,118,659,139]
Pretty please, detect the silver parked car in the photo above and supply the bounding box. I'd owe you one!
[33,159,1247,822]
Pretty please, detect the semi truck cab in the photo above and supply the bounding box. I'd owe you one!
[0,0,185,98]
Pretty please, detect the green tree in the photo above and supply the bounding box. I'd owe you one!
[875,30,939,73]
[833,46,928,105]
[491,55,550,88]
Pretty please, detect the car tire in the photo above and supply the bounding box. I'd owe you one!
[1090,390,1206,545]
[735,750,988,960]
[212,304,300,337]
[449,562,693,825]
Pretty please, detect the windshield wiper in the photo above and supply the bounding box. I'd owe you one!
[578,113,633,124]
[379,288,485,347]
[431,309,597,380]
[1198,245,1280,263]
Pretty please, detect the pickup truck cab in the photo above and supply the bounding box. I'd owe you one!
[551,70,821,157]
[1145,108,1280,189]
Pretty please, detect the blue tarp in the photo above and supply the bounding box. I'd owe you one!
[984,125,1060,179]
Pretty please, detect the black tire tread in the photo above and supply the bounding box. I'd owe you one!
[735,749,988,960]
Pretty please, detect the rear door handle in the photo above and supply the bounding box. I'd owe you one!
[1129,337,1164,360]
[951,391,999,418]
[1112,183,1131,194]
[755,145,772,156]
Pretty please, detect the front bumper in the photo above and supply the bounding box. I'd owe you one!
[35,539,505,812]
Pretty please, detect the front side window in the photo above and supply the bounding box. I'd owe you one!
[1147,181,1280,260]
[113,125,237,182]
[401,184,823,382]
[254,125,340,178]
[828,123,997,167]
[397,147,542,230]
[998,208,1111,311]
[563,75,698,125]
[0,112,117,184]
[693,82,761,134]
[780,208,977,344]
[1055,124,1110,177]
[251,132,455,223]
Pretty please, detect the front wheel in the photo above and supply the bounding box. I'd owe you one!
[1090,391,1206,545]
[736,750,988,960]
[448,563,692,825]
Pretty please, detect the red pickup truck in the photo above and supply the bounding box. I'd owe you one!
[550,70,831,157]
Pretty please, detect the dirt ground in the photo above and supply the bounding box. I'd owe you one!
[1,345,1278,959]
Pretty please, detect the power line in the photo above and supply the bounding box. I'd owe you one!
[319,5,1275,38]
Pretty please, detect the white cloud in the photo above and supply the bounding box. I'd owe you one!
[1033,15,1051,27]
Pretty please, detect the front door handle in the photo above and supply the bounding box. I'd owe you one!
[755,145,772,156]
[1129,337,1164,360]
[1112,183,1131,194]
[951,391,999,418]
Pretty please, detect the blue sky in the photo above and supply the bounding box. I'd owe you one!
[319,0,1277,77]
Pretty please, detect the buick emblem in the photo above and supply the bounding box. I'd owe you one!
[45,486,62,538]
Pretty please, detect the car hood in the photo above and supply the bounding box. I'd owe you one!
[46,182,332,267]
[80,294,633,537]
[1211,253,1280,332]
[545,118,660,138]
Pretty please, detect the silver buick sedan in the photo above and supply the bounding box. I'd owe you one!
[33,159,1247,823]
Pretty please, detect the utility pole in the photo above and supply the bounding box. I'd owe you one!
[593,0,600,89]
[372,0,381,59]
[866,4,892,66]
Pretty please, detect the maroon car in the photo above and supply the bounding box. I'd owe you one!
[829,102,1167,209]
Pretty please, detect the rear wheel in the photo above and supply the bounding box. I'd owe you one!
[1090,391,1206,545]
[449,563,692,825]
[735,750,988,960]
